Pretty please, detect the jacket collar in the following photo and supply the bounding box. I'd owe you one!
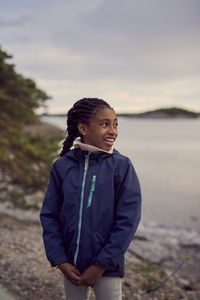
[64,139,119,161]
[73,137,113,154]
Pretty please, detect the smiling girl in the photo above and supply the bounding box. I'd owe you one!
[40,98,142,300]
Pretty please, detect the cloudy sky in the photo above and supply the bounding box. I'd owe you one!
[0,0,200,113]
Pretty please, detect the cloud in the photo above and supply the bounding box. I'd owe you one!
[0,0,200,112]
[0,15,32,27]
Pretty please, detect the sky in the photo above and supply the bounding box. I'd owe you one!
[0,0,200,113]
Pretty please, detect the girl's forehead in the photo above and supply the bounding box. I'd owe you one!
[93,108,117,120]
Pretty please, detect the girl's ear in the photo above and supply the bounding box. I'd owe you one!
[77,122,87,136]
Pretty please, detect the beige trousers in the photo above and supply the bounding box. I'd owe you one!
[64,276,122,300]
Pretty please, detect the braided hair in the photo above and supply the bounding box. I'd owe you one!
[60,98,112,156]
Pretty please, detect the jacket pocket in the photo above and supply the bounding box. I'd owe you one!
[87,175,96,208]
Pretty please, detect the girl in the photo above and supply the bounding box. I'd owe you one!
[40,98,142,300]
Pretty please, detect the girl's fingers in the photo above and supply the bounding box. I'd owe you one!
[73,268,81,275]
[70,271,82,282]
[71,278,83,286]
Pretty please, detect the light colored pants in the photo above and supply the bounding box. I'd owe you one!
[64,276,122,300]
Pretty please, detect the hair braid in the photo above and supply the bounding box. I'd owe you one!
[60,98,111,156]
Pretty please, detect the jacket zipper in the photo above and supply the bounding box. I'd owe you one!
[74,153,90,266]
[87,175,96,208]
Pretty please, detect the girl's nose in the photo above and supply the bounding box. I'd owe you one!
[108,125,117,135]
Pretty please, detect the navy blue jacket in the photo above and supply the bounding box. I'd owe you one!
[40,148,141,277]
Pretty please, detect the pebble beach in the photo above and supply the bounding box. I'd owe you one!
[0,207,200,300]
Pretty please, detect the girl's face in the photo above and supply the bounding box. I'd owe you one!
[78,108,118,151]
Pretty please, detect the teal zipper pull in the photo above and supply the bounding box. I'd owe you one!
[84,154,89,171]
[87,175,96,208]
[91,175,96,192]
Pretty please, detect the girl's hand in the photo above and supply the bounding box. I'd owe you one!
[58,262,83,286]
[81,264,105,287]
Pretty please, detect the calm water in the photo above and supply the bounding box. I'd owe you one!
[41,116,200,229]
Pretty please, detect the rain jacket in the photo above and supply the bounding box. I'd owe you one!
[40,147,141,277]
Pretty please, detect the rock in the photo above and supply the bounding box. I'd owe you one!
[129,239,175,264]
[25,191,44,206]
[177,278,190,288]
[183,284,200,291]
[180,240,200,249]
[0,202,40,223]
[23,120,64,138]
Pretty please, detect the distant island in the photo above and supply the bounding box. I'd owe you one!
[117,107,199,119]
[41,107,199,119]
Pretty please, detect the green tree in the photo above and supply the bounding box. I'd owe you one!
[0,47,62,198]
[0,48,49,131]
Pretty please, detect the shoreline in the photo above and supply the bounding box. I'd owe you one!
[0,208,200,299]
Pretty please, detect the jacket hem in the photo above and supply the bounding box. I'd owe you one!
[102,271,124,278]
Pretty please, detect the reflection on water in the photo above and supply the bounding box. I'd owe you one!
[41,116,200,229]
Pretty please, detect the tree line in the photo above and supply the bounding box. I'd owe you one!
[0,47,62,200]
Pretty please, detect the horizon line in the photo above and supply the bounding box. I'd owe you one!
[37,106,200,116]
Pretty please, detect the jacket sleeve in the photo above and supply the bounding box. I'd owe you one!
[40,163,69,267]
[94,158,142,271]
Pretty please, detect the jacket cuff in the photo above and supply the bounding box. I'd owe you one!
[94,257,115,271]
[51,256,70,267]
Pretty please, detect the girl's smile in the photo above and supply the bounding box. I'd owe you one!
[78,108,118,151]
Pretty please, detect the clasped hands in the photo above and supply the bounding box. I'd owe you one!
[58,262,105,287]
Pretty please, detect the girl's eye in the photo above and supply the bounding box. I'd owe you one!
[100,122,118,128]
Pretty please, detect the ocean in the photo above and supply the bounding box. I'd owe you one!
[41,116,200,230]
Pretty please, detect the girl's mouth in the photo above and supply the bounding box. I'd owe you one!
[104,138,115,146]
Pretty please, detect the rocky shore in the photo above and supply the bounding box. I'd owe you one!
[0,207,200,300]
